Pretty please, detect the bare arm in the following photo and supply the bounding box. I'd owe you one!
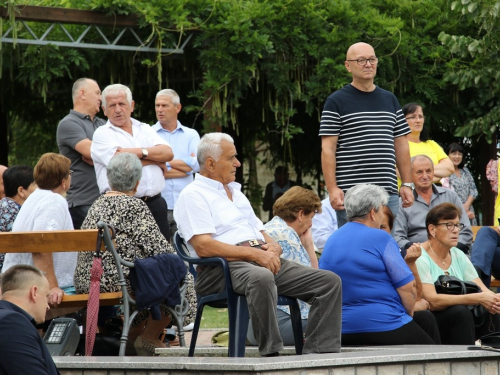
[116,144,173,163]
[404,243,423,300]
[396,279,417,317]
[163,169,189,179]
[169,160,193,173]
[321,135,344,210]
[300,227,318,269]
[32,253,63,306]
[394,136,414,207]
[74,139,92,159]
[433,158,454,179]
[189,233,281,274]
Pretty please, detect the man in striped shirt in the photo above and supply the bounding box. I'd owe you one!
[320,42,414,227]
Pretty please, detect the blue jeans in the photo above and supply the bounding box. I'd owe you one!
[336,193,400,228]
[470,227,500,287]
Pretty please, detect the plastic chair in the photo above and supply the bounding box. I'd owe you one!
[97,222,190,356]
[173,231,304,357]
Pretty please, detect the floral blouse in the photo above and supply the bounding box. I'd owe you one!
[449,167,478,225]
[264,216,310,319]
[0,198,21,271]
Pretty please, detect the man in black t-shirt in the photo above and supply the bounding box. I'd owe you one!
[319,42,414,227]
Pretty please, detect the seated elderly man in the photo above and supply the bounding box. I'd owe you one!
[174,133,342,357]
[394,155,472,255]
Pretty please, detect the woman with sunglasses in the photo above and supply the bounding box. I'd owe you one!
[400,103,453,184]
[416,203,500,344]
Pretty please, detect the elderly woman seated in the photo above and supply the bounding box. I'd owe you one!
[320,183,435,345]
[416,203,500,344]
[74,152,196,355]
[247,186,320,346]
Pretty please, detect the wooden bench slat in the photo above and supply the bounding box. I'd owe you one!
[60,292,123,308]
[0,229,105,253]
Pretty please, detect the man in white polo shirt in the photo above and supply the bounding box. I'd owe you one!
[174,132,342,357]
[91,84,174,240]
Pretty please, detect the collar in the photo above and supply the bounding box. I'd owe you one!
[194,173,242,192]
[414,184,445,199]
[69,109,93,121]
[0,300,37,327]
[1,197,21,208]
[152,120,184,133]
[106,117,142,130]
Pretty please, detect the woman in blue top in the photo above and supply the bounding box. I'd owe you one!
[416,203,500,344]
[320,184,435,345]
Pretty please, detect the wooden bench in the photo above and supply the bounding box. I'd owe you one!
[0,229,123,309]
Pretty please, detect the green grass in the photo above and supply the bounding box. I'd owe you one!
[200,306,229,329]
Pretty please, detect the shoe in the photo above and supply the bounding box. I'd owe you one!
[183,322,194,332]
[134,336,160,356]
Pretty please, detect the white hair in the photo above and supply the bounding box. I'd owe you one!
[156,89,180,105]
[102,84,133,109]
[197,133,235,167]
[345,184,388,222]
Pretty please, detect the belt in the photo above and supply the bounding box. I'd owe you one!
[138,193,161,202]
[236,239,266,249]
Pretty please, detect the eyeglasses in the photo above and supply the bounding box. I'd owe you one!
[346,58,378,66]
[406,115,425,120]
[435,222,465,231]
[69,170,74,176]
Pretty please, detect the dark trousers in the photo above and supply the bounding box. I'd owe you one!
[144,196,170,242]
[342,320,435,346]
[432,305,475,344]
[413,310,441,344]
[69,205,91,230]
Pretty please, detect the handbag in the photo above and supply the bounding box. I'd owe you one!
[434,275,487,326]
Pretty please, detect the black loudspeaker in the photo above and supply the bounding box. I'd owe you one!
[43,318,80,356]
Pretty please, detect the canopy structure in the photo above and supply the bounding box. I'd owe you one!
[0,5,191,53]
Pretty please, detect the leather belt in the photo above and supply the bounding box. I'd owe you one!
[236,239,266,249]
[138,193,161,202]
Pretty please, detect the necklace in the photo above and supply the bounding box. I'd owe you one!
[105,191,126,196]
[429,242,450,266]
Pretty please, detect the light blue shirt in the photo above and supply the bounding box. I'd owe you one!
[152,120,201,208]
[311,198,338,251]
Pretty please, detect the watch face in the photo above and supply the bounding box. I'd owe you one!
[142,149,148,158]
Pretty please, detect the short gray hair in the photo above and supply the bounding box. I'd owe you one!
[107,152,142,192]
[72,78,95,103]
[197,133,234,167]
[411,154,434,168]
[156,89,180,105]
[102,84,133,109]
[345,184,388,221]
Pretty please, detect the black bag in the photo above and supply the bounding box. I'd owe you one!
[434,275,487,326]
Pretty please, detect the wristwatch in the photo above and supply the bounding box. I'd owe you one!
[401,182,415,190]
[141,148,149,159]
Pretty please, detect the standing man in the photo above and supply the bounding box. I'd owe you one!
[0,165,8,198]
[57,78,105,229]
[262,166,297,222]
[0,265,58,375]
[152,89,200,240]
[91,84,174,240]
[319,42,414,227]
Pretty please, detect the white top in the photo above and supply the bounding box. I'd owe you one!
[311,198,338,252]
[91,117,170,197]
[151,120,200,208]
[174,174,265,257]
[2,189,77,288]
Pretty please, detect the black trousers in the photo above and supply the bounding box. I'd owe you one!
[69,204,92,230]
[413,310,441,344]
[342,320,435,346]
[144,196,170,242]
[342,320,434,346]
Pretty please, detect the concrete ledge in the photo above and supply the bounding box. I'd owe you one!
[54,345,500,374]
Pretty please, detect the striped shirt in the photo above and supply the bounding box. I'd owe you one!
[319,84,410,194]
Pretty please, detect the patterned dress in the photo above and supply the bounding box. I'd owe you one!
[264,216,310,320]
[73,194,196,325]
[449,167,478,226]
[0,198,21,271]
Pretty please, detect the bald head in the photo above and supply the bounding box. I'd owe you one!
[0,165,7,198]
[346,42,375,60]
[1,264,45,295]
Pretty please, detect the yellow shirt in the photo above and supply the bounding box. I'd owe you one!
[495,160,500,222]
[398,140,448,186]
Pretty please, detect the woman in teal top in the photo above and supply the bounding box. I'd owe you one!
[416,203,500,344]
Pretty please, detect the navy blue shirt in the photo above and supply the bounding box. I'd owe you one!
[0,300,60,375]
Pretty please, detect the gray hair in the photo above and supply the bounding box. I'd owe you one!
[156,89,180,105]
[411,154,434,168]
[345,184,389,221]
[102,84,133,109]
[197,133,235,167]
[72,78,96,103]
[107,152,142,192]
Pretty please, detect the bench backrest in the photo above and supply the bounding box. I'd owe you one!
[0,229,104,253]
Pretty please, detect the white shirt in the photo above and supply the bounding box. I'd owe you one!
[311,198,338,252]
[174,174,265,257]
[2,189,76,288]
[151,120,200,208]
[91,118,170,197]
